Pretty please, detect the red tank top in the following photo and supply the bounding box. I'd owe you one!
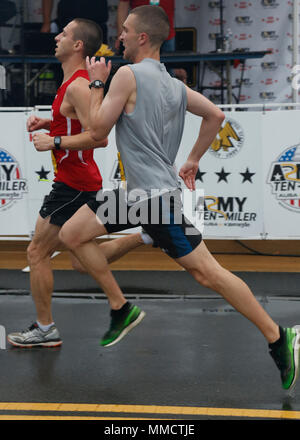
[50,69,102,192]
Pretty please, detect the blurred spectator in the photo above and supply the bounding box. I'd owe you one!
[172,67,187,84]
[41,0,109,43]
[115,0,175,54]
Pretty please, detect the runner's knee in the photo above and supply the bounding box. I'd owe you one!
[27,242,37,265]
[188,268,212,289]
[59,224,82,250]
[188,266,225,291]
[27,241,51,266]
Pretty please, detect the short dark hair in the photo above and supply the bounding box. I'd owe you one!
[130,5,170,48]
[72,18,103,57]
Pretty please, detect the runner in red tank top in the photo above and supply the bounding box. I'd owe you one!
[50,69,102,191]
[7,18,149,349]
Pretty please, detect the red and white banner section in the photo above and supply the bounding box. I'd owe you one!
[175,1,296,105]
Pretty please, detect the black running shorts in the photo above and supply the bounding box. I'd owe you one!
[39,181,98,227]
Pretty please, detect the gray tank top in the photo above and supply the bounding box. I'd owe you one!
[115,58,187,201]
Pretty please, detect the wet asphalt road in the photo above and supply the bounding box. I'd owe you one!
[1,284,300,421]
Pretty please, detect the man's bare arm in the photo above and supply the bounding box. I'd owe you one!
[58,131,108,151]
[179,87,225,190]
[86,58,135,141]
[41,0,53,33]
[185,86,225,162]
[32,130,108,152]
[62,77,108,149]
[32,78,108,152]
[115,1,130,49]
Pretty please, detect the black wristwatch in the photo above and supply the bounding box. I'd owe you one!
[89,79,105,89]
[54,136,61,150]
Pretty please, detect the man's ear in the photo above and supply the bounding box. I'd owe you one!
[74,39,84,52]
[138,32,148,46]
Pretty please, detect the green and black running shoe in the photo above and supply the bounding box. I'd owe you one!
[269,326,300,390]
[100,304,145,347]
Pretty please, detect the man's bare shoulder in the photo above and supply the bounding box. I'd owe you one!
[112,65,135,84]
[66,76,89,97]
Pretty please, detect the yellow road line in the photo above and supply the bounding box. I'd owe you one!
[0,403,300,419]
[0,416,166,420]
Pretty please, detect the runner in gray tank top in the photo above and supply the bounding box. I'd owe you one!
[60,5,300,391]
[116,57,186,197]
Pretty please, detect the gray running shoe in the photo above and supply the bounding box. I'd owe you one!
[7,322,62,348]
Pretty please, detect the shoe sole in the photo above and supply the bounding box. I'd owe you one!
[288,326,300,390]
[7,337,63,348]
[102,311,146,348]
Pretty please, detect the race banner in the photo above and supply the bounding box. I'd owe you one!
[1,108,300,239]
[175,111,264,238]
[25,108,54,236]
[263,110,300,238]
[0,110,30,236]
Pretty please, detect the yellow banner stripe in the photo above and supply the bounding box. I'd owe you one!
[0,403,300,419]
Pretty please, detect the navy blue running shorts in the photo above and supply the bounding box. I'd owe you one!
[87,188,202,259]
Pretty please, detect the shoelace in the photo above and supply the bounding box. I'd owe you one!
[21,323,38,335]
